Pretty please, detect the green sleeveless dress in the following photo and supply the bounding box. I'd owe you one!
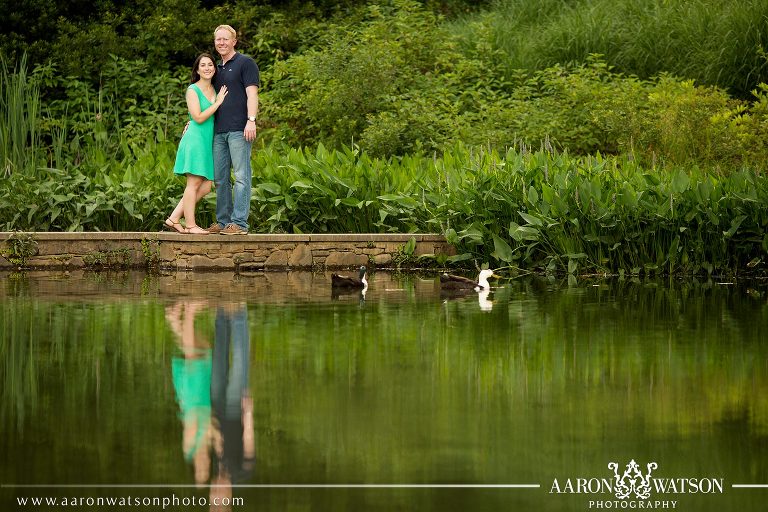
[171,353,212,461]
[173,84,214,180]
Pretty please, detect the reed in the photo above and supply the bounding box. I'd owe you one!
[474,0,768,98]
[0,54,41,177]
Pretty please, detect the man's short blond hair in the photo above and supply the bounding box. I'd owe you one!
[214,25,237,39]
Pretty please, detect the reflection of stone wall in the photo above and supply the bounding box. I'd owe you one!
[0,270,445,304]
[0,232,454,270]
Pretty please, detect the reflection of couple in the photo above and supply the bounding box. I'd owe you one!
[164,24,259,236]
[167,301,254,510]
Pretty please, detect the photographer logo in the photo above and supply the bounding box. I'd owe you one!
[549,459,724,509]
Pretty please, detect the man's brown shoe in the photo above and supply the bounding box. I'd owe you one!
[220,224,248,236]
[208,222,224,234]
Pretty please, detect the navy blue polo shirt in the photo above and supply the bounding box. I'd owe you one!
[213,52,260,134]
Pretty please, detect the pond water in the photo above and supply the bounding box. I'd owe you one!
[1,271,766,512]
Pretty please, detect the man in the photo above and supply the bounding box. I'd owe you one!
[210,303,254,507]
[209,25,260,235]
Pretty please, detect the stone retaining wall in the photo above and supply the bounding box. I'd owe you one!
[0,232,455,270]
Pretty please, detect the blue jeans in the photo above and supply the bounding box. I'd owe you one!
[211,306,250,420]
[214,132,253,230]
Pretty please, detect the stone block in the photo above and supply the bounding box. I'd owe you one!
[289,244,313,268]
[264,250,289,268]
[324,251,369,268]
[26,257,53,267]
[189,255,234,269]
[382,242,402,253]
[159,243,177,262]
[225,243,247,253]
[414,242,435,256]
[211,257,235,268]
[233,252,254,264]
[36,241,69,256]
[374,253,393,265]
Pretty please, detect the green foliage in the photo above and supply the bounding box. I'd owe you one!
[1,232,39,268]
[6,0,768,167]
[595,75,757,168]
[233,143,768,276]
[727,83,768,169]
[474,0,768,98]
[0,54,41,176]
[391,236,418,268]
[141,238,161,270]
[82,248,132,269]
[264,0,454,154]
[2,2,768,278]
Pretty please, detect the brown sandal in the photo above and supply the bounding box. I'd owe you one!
[186,225,209,235]
[163,218,188,234]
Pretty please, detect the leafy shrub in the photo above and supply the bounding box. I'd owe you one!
[264,0,454,153]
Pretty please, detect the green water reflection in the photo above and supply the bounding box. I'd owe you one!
[1,271,766,511]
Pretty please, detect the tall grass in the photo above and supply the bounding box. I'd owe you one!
[466,0,768,98]
[0,54,41,177]
[0,56,188,231]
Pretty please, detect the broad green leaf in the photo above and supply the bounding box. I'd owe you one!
[447,253,474,263]
[491,234,513,262]
[643,173,660,186]
[458,224,485,243]
[527,186,539,206]
[696,179,714,202]
[723,215,747,238]
[339,197,362,207]
[290,180,313,189]
[519,211,543,226]
[511,225,540,241]
[671,169,690,193]
[619,183,638,209]
[403,236,416,256]
[669,236,680,260]
[258,182,282,194]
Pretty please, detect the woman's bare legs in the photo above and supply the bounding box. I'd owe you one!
[167,177,213,228]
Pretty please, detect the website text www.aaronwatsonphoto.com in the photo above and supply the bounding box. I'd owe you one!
[14,494,243,510]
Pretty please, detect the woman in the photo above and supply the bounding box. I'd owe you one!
[164,53,228,234]
[166,300,214,484]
